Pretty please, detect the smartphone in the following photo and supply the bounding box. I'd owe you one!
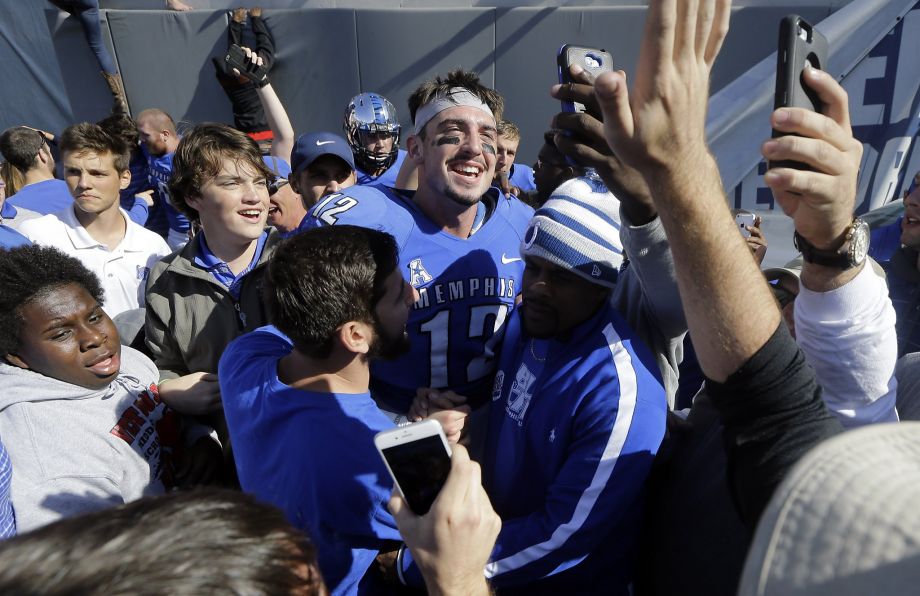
[374,420,452,515]
[734,210,757,238]
[771,15,828,170]
[557,44,614,114]
[224,44,249,74]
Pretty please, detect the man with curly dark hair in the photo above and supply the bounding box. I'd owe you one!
[0,245,219,532]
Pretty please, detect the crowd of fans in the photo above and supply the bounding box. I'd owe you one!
[0,0,918,594]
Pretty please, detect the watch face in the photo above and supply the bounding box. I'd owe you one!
[849,220,870,265]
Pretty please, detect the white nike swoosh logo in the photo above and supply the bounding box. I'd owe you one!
[316,140,335,146]
[501,254,522,264]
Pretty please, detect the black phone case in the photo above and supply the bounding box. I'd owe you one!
[771,15,829,170]
[224,44,249,73]
[557,44,613,114]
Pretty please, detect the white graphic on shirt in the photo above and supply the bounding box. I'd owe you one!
[506,363,535,425]
[408,258,433,287]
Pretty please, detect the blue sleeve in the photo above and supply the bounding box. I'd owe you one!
[301,186,389,228]
[509,164,536,192]
[299,185,413,248]
[124,196,149,226]
[483,381,664,586]
[401,363,665,588]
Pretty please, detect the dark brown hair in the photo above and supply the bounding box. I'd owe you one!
[61,122,131,173]
[168,122,274,222]
[408,69,504,136]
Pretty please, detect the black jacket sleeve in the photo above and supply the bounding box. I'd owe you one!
[705,322,843,529]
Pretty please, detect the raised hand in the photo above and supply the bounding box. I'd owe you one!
[594,0,731,171]
[761,67,862,250]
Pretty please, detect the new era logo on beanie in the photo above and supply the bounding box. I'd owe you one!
[520,176,623,288]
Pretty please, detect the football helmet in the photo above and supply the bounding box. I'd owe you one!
[343,92,401,173]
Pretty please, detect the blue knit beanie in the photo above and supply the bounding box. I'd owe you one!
[520,176,623,288]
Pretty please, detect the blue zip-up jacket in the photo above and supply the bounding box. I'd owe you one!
[481,301,666,594]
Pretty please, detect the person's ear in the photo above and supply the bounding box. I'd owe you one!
[119,168,131,191]
[407,134,423,164]
[186,194,203,212]
[336,321,372,355]
[36,147,50,167]
[4,353,30,371]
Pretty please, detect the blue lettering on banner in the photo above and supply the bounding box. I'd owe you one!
[732,3,920,215]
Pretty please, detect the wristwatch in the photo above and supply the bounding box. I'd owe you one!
[793,217,870,269]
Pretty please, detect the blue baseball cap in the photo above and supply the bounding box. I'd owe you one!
[262,155,292,180]
[291,132,356,175]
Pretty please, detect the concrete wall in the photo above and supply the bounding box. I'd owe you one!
[3,3,840,164]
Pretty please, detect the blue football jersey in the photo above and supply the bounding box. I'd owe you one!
[355,149,407,188]
[143,147,190,234]
[302,184,533,413]
[508,163,536,193]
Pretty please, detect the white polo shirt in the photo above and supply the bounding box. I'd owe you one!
[18,207,172,318]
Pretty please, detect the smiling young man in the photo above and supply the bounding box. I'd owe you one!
[884,172,920,355]
[145,123,283,429]
[0,245,197,532]
[301,69,533,417]
[17,123,171,319]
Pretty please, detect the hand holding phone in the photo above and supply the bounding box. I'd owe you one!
[734,210,757,238]
[388,443,499,596]
[224,44,270,88]
[375,420,452,515]
[557,44,614,115]
[771,15,828,170]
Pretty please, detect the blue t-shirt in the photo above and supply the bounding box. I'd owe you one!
[479,302,666,593]
[7,179,72,215]
[219,326,400,596]
[301,184,533,413]
[142,146,190,235]
[508,163,536,193]
[356,149,407,188]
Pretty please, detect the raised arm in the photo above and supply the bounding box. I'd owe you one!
[257,82,295,163]
[762,67,898,426]
[594,0,776,382]
[236,46,296,163]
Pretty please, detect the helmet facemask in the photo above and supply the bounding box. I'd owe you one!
[344,93,401,174]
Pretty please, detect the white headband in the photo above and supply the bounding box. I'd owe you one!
[413,87,494,135]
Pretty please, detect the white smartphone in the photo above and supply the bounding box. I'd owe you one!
[735,211,757,238]
[374,420,452,515]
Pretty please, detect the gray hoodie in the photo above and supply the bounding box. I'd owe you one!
[0,346,181,532]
